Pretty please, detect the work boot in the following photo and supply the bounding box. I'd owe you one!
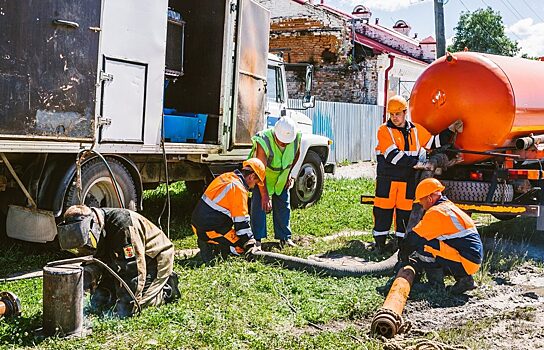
[448,275,476,295]
[425,268,445,290]
[254,240,262,251]
[279,238,297,248]
[374,236,387,253]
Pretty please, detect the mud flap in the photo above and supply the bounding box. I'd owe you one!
[6,205,57,243]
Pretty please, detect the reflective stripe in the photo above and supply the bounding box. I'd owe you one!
[414,251,436,263]
[404,150,419,156]
[395,231,405,238]
[202,195,232,217]
[391,151,405,165]
[425,136,434,149]
[446,208,466,231]
[236,228,252,236]
[229,246,240,256]
[436,227,479,241]
[412,125,420,150]
[435,134,441,148]
[213,183,235,204]
[233,215,250,223]
[373,230,389,236]
[384,144,397,158]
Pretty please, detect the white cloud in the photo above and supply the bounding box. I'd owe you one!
[507,18,544,57]
[334,0,431,12]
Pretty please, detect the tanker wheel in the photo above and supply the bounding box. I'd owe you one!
[491,213,518,221]
[290,150,324,209]
[64,158,138,211]
[441,180,514,203]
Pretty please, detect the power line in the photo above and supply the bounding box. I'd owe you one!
[496,0,524,21]
[456,0,510,50]
[479,0,523,41]
[520,0,544,22]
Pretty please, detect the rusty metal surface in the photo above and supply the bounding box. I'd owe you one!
[371,265,416,338]
[42,265,84,336]
[232,0,270,146]
[0,0,100,139]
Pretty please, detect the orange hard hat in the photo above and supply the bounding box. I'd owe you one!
[414,178,445,203]
[243,158,265,185]
[387,95,408,114]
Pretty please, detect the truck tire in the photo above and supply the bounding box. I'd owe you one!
[64,158,138,211]
[441,180,514,203]
[290,150,324,209]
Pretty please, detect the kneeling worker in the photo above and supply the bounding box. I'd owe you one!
[57,205,180,317]
[191,158,265,263]
[400,178,484,294]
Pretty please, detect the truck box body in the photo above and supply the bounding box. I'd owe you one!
[0,0,269,151]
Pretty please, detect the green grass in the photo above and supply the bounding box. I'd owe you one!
[0,178,538,349]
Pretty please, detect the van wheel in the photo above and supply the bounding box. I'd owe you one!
[290,150,324,209]
[64,157,138,211]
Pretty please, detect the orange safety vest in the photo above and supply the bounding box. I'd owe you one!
[412,199,483,275]
[191,170,252,255]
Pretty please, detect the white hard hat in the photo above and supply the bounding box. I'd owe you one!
[274,117,297,144]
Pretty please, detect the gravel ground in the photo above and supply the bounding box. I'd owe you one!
[327,161,376,180]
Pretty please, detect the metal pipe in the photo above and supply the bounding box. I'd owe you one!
[0,291,21,318]
[515,134,544,150]
[371,265,416,338]
[43,264,84,337]
[383,54,395,123]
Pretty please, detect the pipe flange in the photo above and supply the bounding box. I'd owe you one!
[0,291,22,317]
[371,307,404,338]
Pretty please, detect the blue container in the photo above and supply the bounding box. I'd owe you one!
[163,112,208,143]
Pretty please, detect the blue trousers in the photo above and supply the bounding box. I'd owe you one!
[251,187,292,241]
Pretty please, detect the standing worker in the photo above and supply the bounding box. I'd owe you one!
[373,95,463,252]
[57,205,180,317]
[399,178,483,294]
[250,117,301,249]
[191,158,265,263]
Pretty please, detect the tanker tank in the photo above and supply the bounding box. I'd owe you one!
[410,52,544,164]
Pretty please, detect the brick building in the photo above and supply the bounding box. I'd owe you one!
[256,0,435,108]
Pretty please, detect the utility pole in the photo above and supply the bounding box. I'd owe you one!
[434,0,446,57]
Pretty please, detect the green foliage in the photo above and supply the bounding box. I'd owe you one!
[449,7,520,56]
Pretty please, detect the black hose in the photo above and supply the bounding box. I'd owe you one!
[76,149,125,208]
[251,250,398,277]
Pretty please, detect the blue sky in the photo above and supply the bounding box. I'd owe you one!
[327,0,544,56]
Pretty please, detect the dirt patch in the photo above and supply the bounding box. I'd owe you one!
[405,262,544,349]
[328,161,376,180]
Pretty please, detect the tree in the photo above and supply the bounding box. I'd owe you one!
[448,7,520,56]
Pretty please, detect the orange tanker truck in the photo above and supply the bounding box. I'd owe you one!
[363,51,544,230]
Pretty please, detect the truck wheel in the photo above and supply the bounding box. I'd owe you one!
[441,180,514,203]
[491,213,518,221]
[291,150,324,209]
[64,158,138,211]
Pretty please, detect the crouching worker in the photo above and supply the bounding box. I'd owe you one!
[399,178,483,294]
[191,158,265,263]
[57,205,180,317]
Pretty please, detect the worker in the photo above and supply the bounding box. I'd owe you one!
[400,178,483,294]
[191,158,265,263]
[373,95,463,252]
[250,117,301,249]
[57,205,180,317]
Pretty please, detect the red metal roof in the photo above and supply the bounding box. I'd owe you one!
[420,36,436,44]
[354,32,428,64]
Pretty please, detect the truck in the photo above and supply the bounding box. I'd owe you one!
[0,0,332,244]
[362,52,544,231]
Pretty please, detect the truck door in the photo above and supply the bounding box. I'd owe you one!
[99,58,147,143]
[229,0,270,149]
[0,0,100,139]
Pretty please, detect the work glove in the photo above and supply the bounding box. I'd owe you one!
[448,119,464,133]
[413,161,434,171]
